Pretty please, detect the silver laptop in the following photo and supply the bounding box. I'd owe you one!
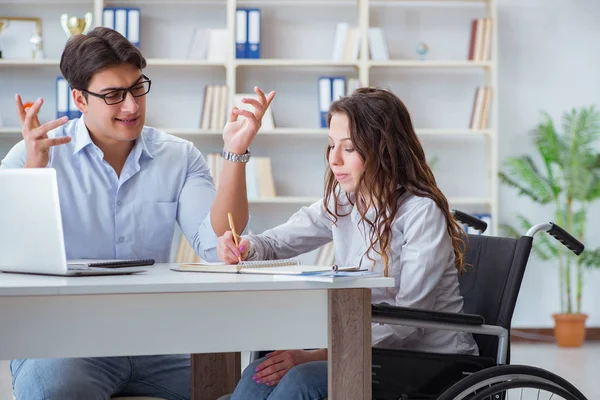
[0,168,147,276]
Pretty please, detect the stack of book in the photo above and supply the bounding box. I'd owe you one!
[467,18,492,61]
[206,153,276,200]
[200,85,228,131]
[469,86,492,130]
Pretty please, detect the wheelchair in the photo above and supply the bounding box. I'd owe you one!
[221,210,588,400]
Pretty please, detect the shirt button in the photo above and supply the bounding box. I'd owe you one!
[118,237,125,243]
[116,200,122,206]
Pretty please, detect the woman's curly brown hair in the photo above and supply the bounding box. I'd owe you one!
[324,87,466,277]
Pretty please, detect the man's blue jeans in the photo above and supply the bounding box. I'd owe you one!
[230,357,327,400]
[10,354,190,400]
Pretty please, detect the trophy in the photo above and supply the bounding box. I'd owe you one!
[30,27,44,60]
[0,17,43,59]
[60,12,93,38]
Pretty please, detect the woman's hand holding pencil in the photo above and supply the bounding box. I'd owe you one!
[217,213,251,264]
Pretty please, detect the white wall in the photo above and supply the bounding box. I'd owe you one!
[497,0,600,327]
[1,0,599,327]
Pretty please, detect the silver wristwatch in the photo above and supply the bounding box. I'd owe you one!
[222,149,251,163]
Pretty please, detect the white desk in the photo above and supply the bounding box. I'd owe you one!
[0,264,394,400]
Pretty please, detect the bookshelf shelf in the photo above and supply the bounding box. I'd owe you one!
[235,59,359,68]
[0,127,21,138]
[0,59,60,67]
[0,59,225,67]
[103,0,227,4]
[448,197,492,205]
[162,128,222,136]
[238,0,356,6]
[146,59,226,67]
[0,0,91,3]
[369,0,488,6]
[0,127,20,133]
[417,129,492,137]
[165,128,329,136]
[368,60,491,68]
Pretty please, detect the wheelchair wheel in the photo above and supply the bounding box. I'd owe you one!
[437,364,587,400]
[464,379,580,400]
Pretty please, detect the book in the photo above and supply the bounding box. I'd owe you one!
[331,23,349,61]
[368,27,389,61]
[187,27,210,60]
[172,259,360,275]
[278,270,382,283]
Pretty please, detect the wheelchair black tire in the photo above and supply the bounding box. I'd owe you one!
[436,364,587,400]
[465,379,581,400]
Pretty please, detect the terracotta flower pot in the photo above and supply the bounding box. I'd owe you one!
[552,313,588,347]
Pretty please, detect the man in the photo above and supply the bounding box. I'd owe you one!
[1,27,274,400]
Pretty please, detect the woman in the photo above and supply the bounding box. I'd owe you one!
[219,88,478,400]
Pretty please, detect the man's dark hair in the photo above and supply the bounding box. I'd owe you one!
[60,27,147,92]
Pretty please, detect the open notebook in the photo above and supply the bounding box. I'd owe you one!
[171,258,360,275]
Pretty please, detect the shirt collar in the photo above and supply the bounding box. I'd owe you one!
[137,129,154,160]
[128,131,154,163]
[71,117,154,160]
[72,116,94,155]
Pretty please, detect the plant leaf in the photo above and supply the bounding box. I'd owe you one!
[579,247,600,269]
[562,107,600,199]
[533,112,562,193]
[500,156,556,203]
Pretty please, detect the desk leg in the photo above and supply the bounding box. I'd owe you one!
[328,288,372,400]
[191,352,241,400]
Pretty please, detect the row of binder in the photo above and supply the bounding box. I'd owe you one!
[102,7,141,48]
[235,8,261,59]
[318,77,360,128]
[56,77,81,120]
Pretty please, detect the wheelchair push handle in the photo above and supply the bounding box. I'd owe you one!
[526,222,584,255]
[451,209,487,233]
[547,222,585,255]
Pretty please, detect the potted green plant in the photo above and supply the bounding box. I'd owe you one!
[499,106,600,347]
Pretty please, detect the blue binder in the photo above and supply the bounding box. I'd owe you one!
[246,8,261,59]
[56,77,69,119]
[318,76,347,128]
[236,8,248,58]
[102,7,140,48]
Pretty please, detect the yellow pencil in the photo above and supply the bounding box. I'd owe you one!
[227,212,242,263]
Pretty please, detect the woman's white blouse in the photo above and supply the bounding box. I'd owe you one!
[245,193,479,355]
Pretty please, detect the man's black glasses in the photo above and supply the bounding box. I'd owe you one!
[80,75,152,105]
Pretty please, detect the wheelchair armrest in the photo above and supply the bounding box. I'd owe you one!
[371,303,485,326]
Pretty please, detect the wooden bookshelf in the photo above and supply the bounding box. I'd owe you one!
[0,0,498,235]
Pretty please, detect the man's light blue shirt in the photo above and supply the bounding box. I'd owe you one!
[1,117,219,262]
